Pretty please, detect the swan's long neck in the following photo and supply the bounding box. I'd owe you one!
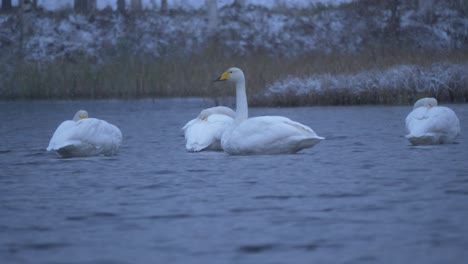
[235,77,248,122]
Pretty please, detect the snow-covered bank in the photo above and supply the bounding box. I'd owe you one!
[1,1,467,103]
[261,63,468,105]
[32,0,353,11]
[0,1,467,62]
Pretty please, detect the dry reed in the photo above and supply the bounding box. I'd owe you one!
[1,47,467,105]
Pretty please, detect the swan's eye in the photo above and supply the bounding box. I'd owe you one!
[230,71,233,73]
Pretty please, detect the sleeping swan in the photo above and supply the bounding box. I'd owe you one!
[47,110,123,158]
[214,67,323,155]
[405,97,460,145]
[182,106,235,152]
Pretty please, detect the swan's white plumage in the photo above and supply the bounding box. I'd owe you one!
[405,97,460,145]
[412,97,438,110]
[221,116,323,155]
[215,67,323,155]
[47,110,122,157]
[182,106,235,152]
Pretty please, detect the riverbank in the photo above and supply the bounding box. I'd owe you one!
[1,1,467,105]
[2,48,468,105]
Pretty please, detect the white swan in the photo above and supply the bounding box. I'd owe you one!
[214,67,324,155]
[47,110,123,158]
[182,106,235,152]
[405,97,460,145]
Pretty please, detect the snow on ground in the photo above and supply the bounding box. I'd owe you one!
[265,63,468,99]
[1,1,466,62]
[0,1,467,102]
[14,0,352,11]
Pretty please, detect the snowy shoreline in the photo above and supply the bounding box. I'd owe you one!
[1,1,467,103]
[1,1,467,62]
[262,63,468,105]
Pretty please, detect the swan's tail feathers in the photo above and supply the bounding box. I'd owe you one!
[186,145,204,152]
[186,142,209,152]
[186,140,222,152]
[292,136,324,153]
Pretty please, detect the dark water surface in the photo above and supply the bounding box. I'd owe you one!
[1,99,467,264]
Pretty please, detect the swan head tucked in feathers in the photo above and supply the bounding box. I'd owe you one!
[214,67,245,84]
[199,106,236,120]
[73,110,89,121]
[413,97,438,109]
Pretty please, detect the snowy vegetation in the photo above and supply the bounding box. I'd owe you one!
[262,63,468,105]
[0,0,467,104]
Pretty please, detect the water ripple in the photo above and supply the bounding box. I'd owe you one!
[292,240,343,251]
[230,206,284,213]
[0,225,52,232]
[318,191,370,198]
[144,213,192,220]
[65,212,117,221]
[7,242,69,251]
[293,243,319,251]
[1,102,467,264]
[23,152,45,157]
[137,183,166,190]
[445,189,468,196]
[186,169,210,173]
[92,212,118,218]
[152,170,177,175]
[10,161,44,166]
[65,216,88,221]
[238,243,277,254]
[254,195,306,200]
[325,136,348,140]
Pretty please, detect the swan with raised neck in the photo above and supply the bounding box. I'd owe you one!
[214,67,248,123]
[214,67,324,155]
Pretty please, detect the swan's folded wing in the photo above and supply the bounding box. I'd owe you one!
[72,118,122,150]
[47,120,76,151]
[182,118,197,133]
[427,107,460,135]
[405,107,430,135]
[229,116,323,151]
[184,114,233,151]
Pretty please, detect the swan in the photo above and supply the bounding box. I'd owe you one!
[182,106,235,152]
[214,67,324,155]
[405,97,460,145]
[47,110,123,158]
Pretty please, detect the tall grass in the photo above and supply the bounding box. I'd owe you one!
[1,47,468,105]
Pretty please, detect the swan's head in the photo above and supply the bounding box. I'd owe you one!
[413,97,438,109]
[214,67,245,83]
[73,110,89,121]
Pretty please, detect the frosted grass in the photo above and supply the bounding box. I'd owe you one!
[263,63,468,105]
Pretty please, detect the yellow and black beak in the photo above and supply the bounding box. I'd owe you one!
[214,71,230,82]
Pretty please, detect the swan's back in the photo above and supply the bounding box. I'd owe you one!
[222,116,323,155]
[48,118,122,157]
[183,106,235,152]
[405,105,460,145]
[199,106,235,120]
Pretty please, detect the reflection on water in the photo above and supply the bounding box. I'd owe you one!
[1,99,467,264]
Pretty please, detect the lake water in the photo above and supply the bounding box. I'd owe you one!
[1,99,467,264]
